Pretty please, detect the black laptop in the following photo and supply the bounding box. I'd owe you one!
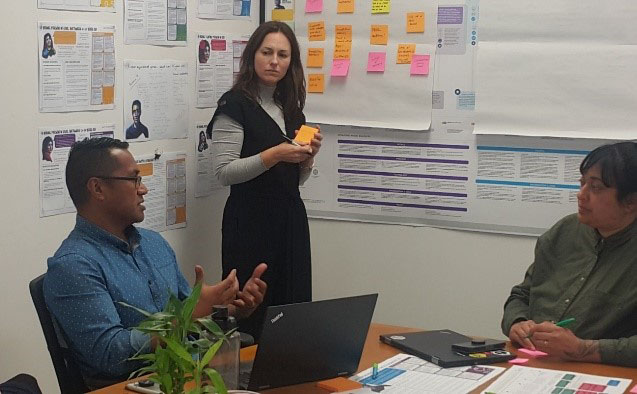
[379,329,515,368]
[240,293,378,391]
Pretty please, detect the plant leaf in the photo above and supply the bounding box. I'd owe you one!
[118,301,152,318]
[197,318,224,337]
[204,368,227,394]
[200,338,224,369]
[161,337,196,367]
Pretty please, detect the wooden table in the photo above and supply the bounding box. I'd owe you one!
[91,323,637,393]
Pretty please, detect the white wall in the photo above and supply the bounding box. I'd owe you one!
[0,2,538,392]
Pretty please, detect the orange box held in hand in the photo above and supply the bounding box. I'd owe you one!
[294,125,318,144]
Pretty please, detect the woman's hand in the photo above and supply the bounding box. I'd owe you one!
[298,125,322,168]
[261,142,312,168]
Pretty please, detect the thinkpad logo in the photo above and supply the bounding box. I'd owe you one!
[271,312,283,324]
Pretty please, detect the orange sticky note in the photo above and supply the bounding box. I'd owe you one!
[334,41,352,59]
[308,21,326,41]
[337,0,354,13]
[335,25,352,41]
[396,43,416,64]
[334,25,352,59]
[307,48,324,68]
[295,125,318,144]
[308,74,324,93]
[407,12,425,33]
[370,25,389,45]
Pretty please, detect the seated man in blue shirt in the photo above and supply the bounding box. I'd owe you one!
[43,137,267,388]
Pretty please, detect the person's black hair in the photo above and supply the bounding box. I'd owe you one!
[132,99,141,111]
[66,137,129,208]
[580,141,637,203]
[42,33,54,51]
[41,136,53,154]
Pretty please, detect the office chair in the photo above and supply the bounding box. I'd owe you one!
[29,274,89,394]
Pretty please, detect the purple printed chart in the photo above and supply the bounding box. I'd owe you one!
[38,124,114,217]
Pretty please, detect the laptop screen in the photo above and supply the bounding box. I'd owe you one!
[246,293,378,391]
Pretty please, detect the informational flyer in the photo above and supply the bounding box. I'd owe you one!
[39,124,115,217]
[194,124,225,197]
[351,353,505,394]
[481,365,631,394]
[124,0,187,45]
[136,152,187,232]
[196,33,249,108]
[38,22,116,112]
[197,0,254,20]
[38,0,115,12]
[123,60,189,141]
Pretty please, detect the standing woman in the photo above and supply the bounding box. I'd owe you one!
[207,21,322,339]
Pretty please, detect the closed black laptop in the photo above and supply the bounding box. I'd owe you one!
[379,329,515,368]
[241,293,378,391]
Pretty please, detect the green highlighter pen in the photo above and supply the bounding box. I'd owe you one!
[556,318,575,328]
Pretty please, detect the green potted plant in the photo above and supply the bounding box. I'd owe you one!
[121,283,234,394]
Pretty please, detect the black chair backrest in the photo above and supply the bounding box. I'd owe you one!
[29,274,89,394]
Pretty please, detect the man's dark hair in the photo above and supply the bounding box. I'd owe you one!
[66,137,129,208]
[132,99,141,111]
[580,141,637,203]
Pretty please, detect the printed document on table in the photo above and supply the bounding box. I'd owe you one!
[39,124,115,217]
[136,152,187,232]
[123,60,188,141]
[194,124,225,197]
[38,22,116,112]
[125,0,187,45]
[350,353,505,393]
[481,365,631,394]
[38,0,116,12]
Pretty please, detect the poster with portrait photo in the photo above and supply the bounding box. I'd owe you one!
[123,60,189,141]
[194,123,225,197]
[38,22,116,112]
[265,0,294,28]
[38,124,115,217]
[195,32,249,108]
[197,0,258,21]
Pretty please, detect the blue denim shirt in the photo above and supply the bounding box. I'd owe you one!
[43,215,191,380]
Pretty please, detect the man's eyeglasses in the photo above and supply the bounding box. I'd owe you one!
[96,176,143,189]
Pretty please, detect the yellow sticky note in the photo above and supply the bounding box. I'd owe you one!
[308,74,325,93]
[307,48,324,68]
[407,12,425,33]
[371,0,390,14]
[370,24,389,45]
[308,21,326,41]
[294,125,318,144]
[337,0,354,13]
[396,43,416,64]
[272,8,294,21]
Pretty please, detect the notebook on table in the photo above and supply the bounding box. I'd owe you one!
[239,293,378,391]
[379,329,515,368]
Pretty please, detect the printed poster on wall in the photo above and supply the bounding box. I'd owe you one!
[194,123,225,197]
[124,0,187,45]
[197,0,255,20]
[136,152,187,232]
[38,0,116,12]
[38,22,116,112]
[39,124,115,217]
[123,60,189,141]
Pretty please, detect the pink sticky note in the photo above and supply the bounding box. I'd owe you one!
[410,54,430,75]
[508,358,529,365]
[518,348,548,358]
[630,384,637,394]
[331,59,350,77]
[367,52,386,72]
[306,0,323,13]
